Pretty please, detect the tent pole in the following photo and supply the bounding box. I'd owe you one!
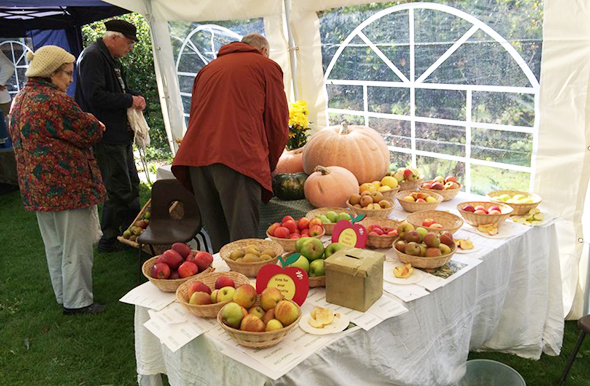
[284,0,299,101]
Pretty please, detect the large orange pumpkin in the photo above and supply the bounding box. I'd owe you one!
[302,122,389,184]
[274,148,304,174]
[304,165,359,208]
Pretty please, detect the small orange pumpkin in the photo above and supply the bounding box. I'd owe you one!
[304,165,359,208]
[274,148,304,174]
[302,122,390,184]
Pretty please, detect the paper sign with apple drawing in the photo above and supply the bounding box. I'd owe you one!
[256,255,309,306]
[331,214,368,248]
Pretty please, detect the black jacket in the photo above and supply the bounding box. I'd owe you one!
[75,38,139,144]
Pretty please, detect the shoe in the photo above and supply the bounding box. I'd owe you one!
[63,303,106,315]
[98,240,132,253]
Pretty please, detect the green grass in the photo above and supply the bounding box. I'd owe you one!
[1,187,589,385]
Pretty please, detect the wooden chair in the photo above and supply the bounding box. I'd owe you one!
[558,314,590,384]
[137,179,207,282]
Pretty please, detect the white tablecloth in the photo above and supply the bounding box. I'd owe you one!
[134,193,564,386]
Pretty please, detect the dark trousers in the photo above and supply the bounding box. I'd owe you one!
[94,142,140,244]
[189,164,261,253]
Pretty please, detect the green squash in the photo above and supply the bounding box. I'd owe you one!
[272,173,308,200]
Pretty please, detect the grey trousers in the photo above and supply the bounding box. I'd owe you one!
[189,164,261,253]
[36,206,96,309]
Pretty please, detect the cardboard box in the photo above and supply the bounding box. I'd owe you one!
[324,248,385,312]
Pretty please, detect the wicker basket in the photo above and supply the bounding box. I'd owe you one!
[487,190,542,216]
[346,198,396,218]
[398,178,423,191]
[266,230,324,253]
[395,190,443,213]
[456,201,513,227]
[380,187,400,199]
[405,210,464,234]
[419,183,462,202]
[219,239,283,277]
[392,238,456,268]
[142,255,215,292]
[308,275,326,288]
[359,217,400,249]
[175,271,251,318]
[217,298,302,348]
[305,207,351,235]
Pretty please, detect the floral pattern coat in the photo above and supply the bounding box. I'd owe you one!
[9,78,107,212]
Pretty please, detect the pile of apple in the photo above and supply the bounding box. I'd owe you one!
[394,221,455,257]
[227,244,277,263]
[186,275,240,305]
[367,224,398,237]
[219,286,300,332]
[313,210,352,225]
[421,175,460,190]
[461,204,503,215]
[491,192,537,204]
[150,242,213,279]
[349,191,393,210]
[122,210,150,242]
[421,218,443,229]
[359,175,399,194]
[386,166,421,183]
[267,215,324,240]
[286,238,345,277]
[401,191,438,203]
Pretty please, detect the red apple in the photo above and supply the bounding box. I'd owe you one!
[416,198,426,203]
[189,292,212,305]
[289,233,301,239]
[422,218,437,227]
[421,182,433,189]
[157,249,184,270]
[431,182,444,190]
[151,262,170,279]
[488,206,501,212]
[403,168,415,180]
[430,223,443,229]
[177,261,198,278]
[372,227,384,235]
[297,217,310,231]
[382,226,393,233]
[444,181,460,190]
[462,205,476,213]
[474,205,487,212]
[444,175,457,183]
[281,215,295,223]
[301,229,310,237]
[188,281,211,298]
[215,276,235,289]
[193,251,213,272]
[309,224,323,237]
[169,270,180,279]
[273,226,290,238]
[267,222,280,236]
[282,220,298,234]
[240,314,265,332]
[308,217,323,228]
[474,209,487,214]
[387,230,398,236]
[171,242,191,259]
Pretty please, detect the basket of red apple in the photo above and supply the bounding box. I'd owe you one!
[359,217,400,249]
[346,191,395,218]
[142,243,215,292]
[305,207,352,235]
[387,166,424,191]
[405,210,464,235]
[266,215,325,253]
[457,201,513,227]
[487,190,542,216]
[219,238,283,278]
[393,222,457,269]
[395,190,443,213]
[175,272,251,318]
[217,287,302,348]
[419,175,462,201]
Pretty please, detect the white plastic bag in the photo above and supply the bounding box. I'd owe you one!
[127,108,150,148]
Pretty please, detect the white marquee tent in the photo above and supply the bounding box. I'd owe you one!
[99,0,589,319]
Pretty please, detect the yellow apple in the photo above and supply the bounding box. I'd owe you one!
[248,306,265,319]
[425,196,437,203]
[274,300,300,326]
[380,176,399,189]
[233,284,257,309]
[240,314,265,332]
[260,287,284,311]
[265,319,284,331]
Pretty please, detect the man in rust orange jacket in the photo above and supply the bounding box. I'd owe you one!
[172,34,289,253]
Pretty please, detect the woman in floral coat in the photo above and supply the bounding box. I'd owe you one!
[9,46,107,315]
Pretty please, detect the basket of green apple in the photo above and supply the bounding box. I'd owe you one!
[218,288,302,348]
[219,239,283,278]
[392,222,457,269]
[176,271,251,318]
[305,207,352,235]
[487,190,542,216]
[283,237,348,287]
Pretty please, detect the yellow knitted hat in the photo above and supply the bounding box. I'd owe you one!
[25,45,75,78]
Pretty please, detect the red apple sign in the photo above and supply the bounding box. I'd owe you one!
[256,265,309,306]
[331,214,368,248]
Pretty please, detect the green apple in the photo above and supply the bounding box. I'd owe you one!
[300,238,325,261]
[288,255,310,274]
[415,227,428,241]
[325,211,338,223]
[337,212,352,221]
[325,242,345,258]
[216,286,236,303]
[309,259,325,277]
[210,289,218,303]
[295,236,312,252]
[318,214,331,224]
[220,302,245,329]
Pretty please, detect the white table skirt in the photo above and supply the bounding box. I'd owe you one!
[134,222,563,386]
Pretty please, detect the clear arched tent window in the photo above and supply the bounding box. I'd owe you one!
[168,19,264,127]
[320,2,541,195]
[0,39,32,97]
